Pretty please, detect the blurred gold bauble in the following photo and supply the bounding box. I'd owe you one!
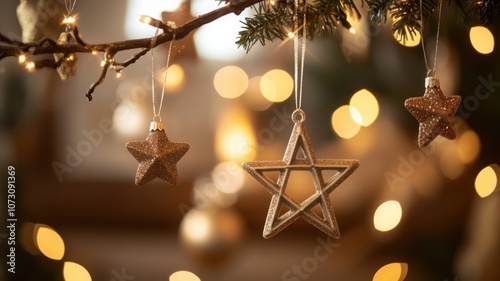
[179,206,245,266]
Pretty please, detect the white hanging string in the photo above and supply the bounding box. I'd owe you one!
[64,0,77,16]
[420,0,443,76]
[294,0,307,110]
[150,28,175,122]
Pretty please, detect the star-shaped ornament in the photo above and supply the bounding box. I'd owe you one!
[405,77,461,147]
[242,109,359,239]
[126,121,189,186]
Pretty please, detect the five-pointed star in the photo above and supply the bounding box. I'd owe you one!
[405,86,461,147]
[242,121,359,239]
[126,130,189,186]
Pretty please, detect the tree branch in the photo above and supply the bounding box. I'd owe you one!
[0,0,265,100]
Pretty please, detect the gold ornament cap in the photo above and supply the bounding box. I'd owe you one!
[425,76,440,88]
[150,121,165,131]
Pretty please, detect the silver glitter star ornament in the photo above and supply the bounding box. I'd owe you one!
[405,77,462,147]
[126,121,189,186]
[242,109,360,239]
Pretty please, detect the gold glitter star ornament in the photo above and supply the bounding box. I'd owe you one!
[405,77,461,147]
[126,121,189,186]
[242,109,360,239]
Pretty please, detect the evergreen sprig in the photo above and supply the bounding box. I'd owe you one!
[236,0,500,51]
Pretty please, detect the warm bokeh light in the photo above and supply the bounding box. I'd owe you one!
[457,130,481,164]
[260,69,293,102]
[287,32,295,38]
[373,200,402,232]
[349,27,356,34]
[112,101,145,137]
[440,144,464,180]
[393,27,421,47]
[212,162,245,194]
[20,222,39,256]
[63,261,92,281]
[373,262,408,281]
[349,88,379,127]
[157,64,185,92]
[475,165,498,198]
[214,66,248,99]
[182,209,212,244]
[215,106,256,162]
[243,76,273,111]
[35,224,65,260]
[170,271,201,281]
[470,26,494,54]
[331,105,361,139]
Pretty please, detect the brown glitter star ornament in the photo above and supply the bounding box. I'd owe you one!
[126,121,189,186]
[405,77,462,147]
[242,109,359,239]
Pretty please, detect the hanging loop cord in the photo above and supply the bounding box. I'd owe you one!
[150,27,176,122]
[293,0,307,110]
[420,0,443,77]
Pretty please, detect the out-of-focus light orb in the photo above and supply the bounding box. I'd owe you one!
[393,27,421,47]
[215,106,256,162]
[157,64,185,92]
[440,144,464,179]
[113,101,145,137]
[63,261,92,281]
[243,76,273,111]
[212,162,245,194]
[457,130,481,164]
[470,26,494,54]
[125,0,182,38]
[180,207,245,266]
[475,165,498,198]
[372,262,408,281]
[331,105,361,139]
[35,224,65,260]
[260,69,293,102]
[349,89,379,127]
[192,0,249,61]
[373,200,402,232]
[170,271,201,281]
[214,66,248,99]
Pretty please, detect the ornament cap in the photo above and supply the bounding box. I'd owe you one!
[425,76,440,88]
[150,121,165,131]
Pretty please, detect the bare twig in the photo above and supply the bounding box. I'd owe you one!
[0,0,265,100]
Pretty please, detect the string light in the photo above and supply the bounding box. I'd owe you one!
[62,16,76,25]
[349,27,357,34]
[116,71,122,78]
[100,60,106,67]
[136,14,152,24]
[25,62,35,72]
[287,32,295,38]
[18,54,26,64]
[91,50,97,55]
[66,54,75,61]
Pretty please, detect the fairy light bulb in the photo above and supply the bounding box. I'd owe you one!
[25,62,35,72]
[100,60,106,67]
[116,71,122,78]
[349,27,357,34]
[62,16,76,25]
[91,50,97,55]
[18,54,26,64]
[66,54,75,61]
[137,15,152,24]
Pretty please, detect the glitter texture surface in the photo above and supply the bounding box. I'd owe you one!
[242,111,359,239]
[126,129,189,186]
[405,82,461,147]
